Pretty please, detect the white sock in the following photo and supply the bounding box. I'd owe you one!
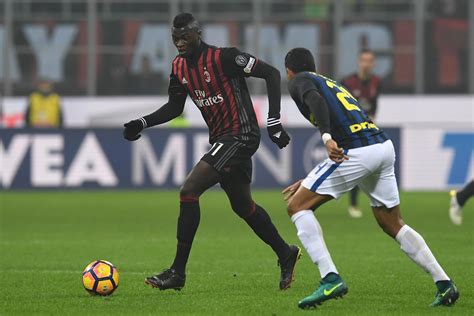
[395,225,450,282]
[291,210,338,278]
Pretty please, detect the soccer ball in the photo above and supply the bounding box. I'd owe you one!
[82,260,119,296]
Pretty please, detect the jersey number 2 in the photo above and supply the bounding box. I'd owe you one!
[326,80,360,112]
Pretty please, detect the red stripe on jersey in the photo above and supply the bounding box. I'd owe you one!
[189,57,214,132]
[181,58,194,93]
[214,49,239,136]
[206,48,230,135]
[172,57,178,76]
[205,48,217,90]
[196,51,222,138]
[203,48,230,137]
[207,48,232,137]
[176,58,184,84]
[196,52,210,96]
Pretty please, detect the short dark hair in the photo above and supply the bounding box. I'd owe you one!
[173,13,199,30]
[285,48,316,73]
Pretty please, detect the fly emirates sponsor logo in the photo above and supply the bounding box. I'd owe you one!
[193,89,224,108]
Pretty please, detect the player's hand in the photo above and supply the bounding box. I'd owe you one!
[282,179,303,201]
[325,139,348,163]
[123,119,144,141]
[267,117,290,149]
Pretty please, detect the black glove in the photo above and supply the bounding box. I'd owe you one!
[267,117,290,149]
[123,118,146,141]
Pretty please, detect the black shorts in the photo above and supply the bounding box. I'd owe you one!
[201,135,259,183]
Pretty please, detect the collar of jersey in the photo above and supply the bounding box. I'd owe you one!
[186,41,207,65]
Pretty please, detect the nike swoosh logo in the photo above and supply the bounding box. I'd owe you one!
[440,288,451,297]
[323,282,343,296]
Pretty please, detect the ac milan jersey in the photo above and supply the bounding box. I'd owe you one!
[341,73,382,118]
[169,42,260,144]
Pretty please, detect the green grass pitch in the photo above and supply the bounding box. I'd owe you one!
[0,190,472,315]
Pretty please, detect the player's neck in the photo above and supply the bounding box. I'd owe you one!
[357,71,371,81]
[186,41,204,61]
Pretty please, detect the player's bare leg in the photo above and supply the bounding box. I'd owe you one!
[348,186,363,218]
[221,174,301,290]
[145,160,220,290]
[372,205,459,307]
[449,180,474,225]
[285,184,348,308]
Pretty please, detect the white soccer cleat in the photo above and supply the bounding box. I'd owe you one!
[348,206,363,218]
[449,190,462,225]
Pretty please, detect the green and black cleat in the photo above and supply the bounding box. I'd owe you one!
[430,282,459,307]
[278,245,302,290]
[298,273,348,309]
[145,268,185,291]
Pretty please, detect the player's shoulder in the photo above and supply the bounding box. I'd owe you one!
[291,71,320,86]
[170,55,183,76]
[172,55,183,65]
[217,45,237,51]
[297,71,328,87]
[288,72,319,98]
[217,46,244,60]
[293,71,317,82]
[217,46,257,72]
[50,92,61,100]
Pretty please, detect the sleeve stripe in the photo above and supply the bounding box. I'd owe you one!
[267,122,281,127]
[267,117,281,127]
[139,117,147,128]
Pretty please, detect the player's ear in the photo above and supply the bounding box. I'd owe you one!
[286,67,294,80]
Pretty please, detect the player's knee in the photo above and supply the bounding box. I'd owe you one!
[179,183,201,201]
[287,200,304,217]
[232,201,255,218]
[179,185,192,197]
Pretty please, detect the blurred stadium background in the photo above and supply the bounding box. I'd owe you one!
[0,0,472,191]
[0,1,473,315]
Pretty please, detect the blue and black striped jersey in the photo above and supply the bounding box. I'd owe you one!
[288,71,388,149]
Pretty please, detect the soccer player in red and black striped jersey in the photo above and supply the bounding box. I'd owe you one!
[341,49,382,219]
[123,13,301,291]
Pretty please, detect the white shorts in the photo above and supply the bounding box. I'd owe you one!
[301,140,400,208]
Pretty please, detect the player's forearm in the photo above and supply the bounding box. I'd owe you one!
[304,90,331,135]
[264,67,282,118]
[142,97,185,128]
[251,61,281,117]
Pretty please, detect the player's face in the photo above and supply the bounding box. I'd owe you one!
[172,27,200,57]
[358,52,375,75]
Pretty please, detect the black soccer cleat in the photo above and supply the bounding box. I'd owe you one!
[278,245,302,290]
[430,282,460,307]
[145,268,186,291]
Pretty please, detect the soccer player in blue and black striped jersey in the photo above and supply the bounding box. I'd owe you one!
[282,48,459,309]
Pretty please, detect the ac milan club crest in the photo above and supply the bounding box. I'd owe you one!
[204,68,211,83]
